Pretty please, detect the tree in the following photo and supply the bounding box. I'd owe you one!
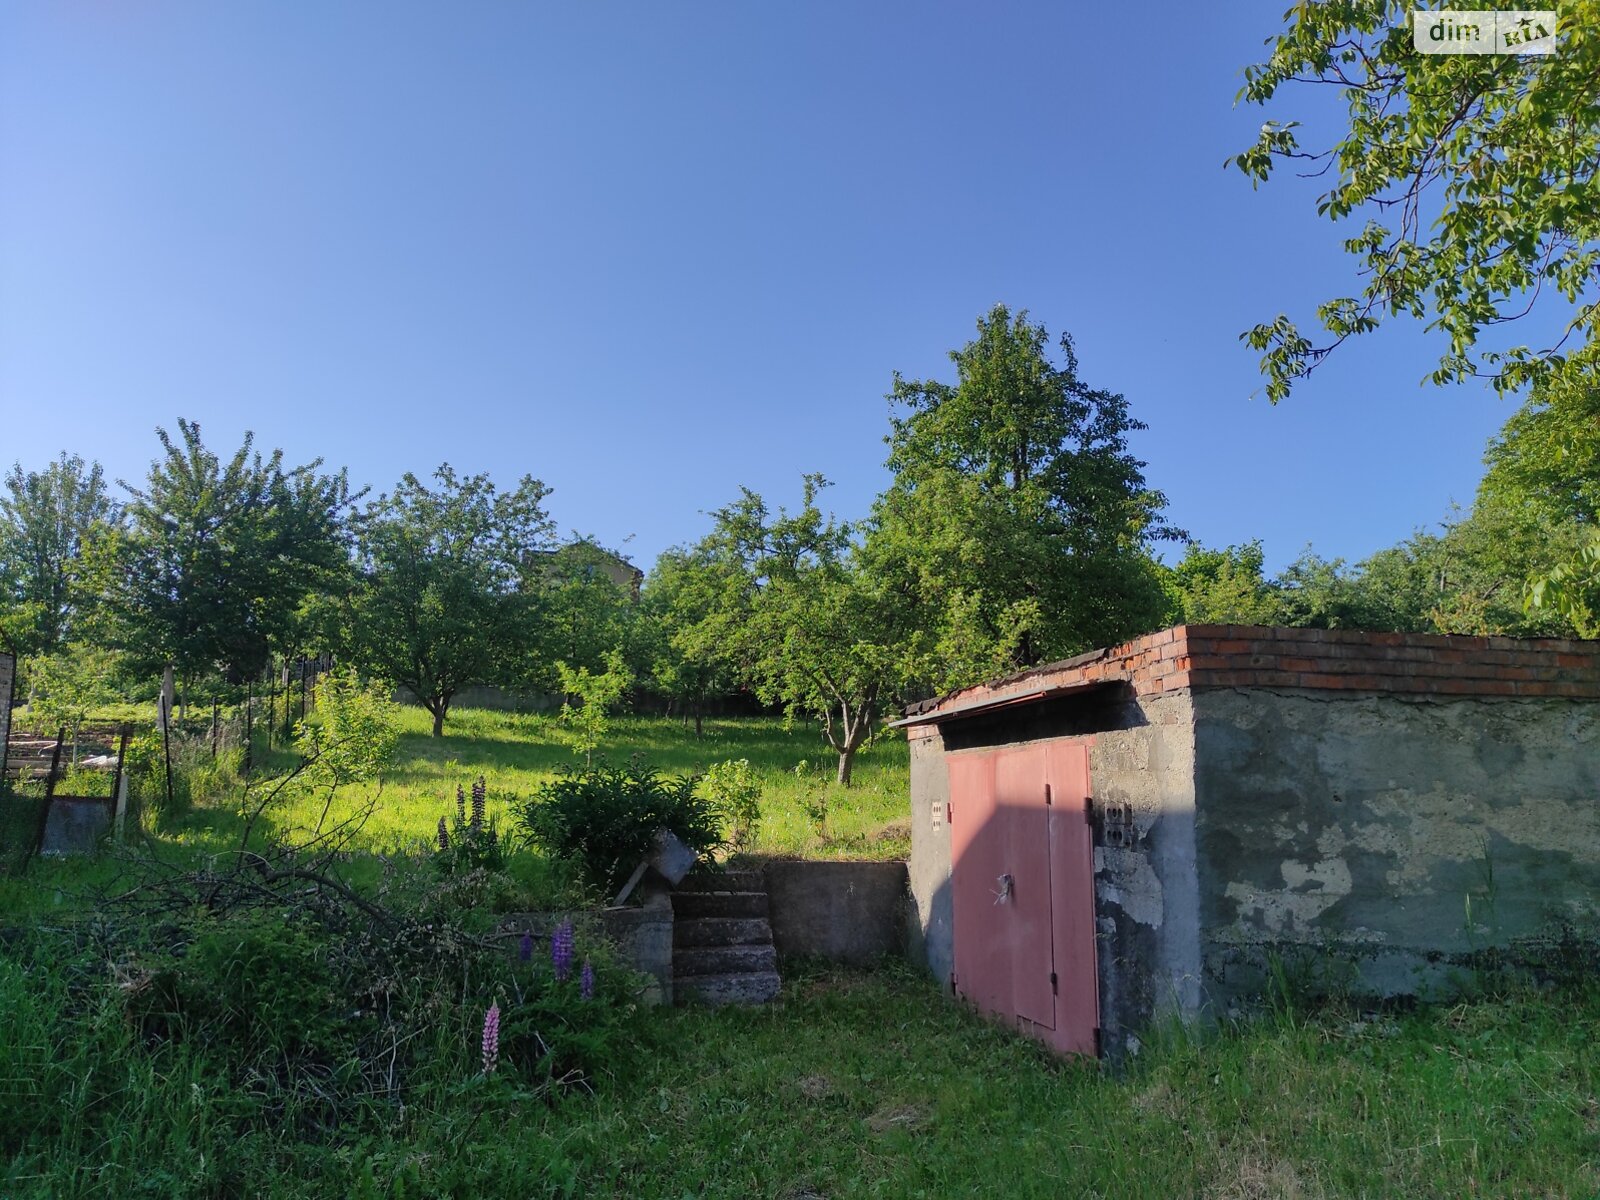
[639,545,741,736]
[107,421,356,695]
[867,305,1180,690]
[1165,542,1284,626]
[698,477,916,786]
[24,646,118,764]
[1236,1,1599,403]
[0,454,119,654]
[343,466,553,737]
[555,647,630,765]
[536,538,639,682]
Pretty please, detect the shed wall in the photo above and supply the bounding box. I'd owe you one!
[1192,689,1600,1010]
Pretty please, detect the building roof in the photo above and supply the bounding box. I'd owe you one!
[898,624,1600,730]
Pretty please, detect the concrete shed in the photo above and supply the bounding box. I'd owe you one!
[901,624,1600,1059]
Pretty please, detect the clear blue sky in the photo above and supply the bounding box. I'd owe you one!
[0,2,1521,574]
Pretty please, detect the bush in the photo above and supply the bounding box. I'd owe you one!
[700,758,763,847]
[513,759,721,893]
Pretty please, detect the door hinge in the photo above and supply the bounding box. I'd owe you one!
[947,801,953,825]
[1093,1026,1103,1057]
[1084,795,1094,825]
[1050,971,1058,995]
[1044,783,1052,806]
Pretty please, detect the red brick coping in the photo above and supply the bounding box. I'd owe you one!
[903,625,1600,725]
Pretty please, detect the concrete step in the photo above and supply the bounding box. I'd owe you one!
[675,970,782,1007]
[676,869,766,893]
[673,916,773,948]
[671,889,769,919]
[674,942,778,978]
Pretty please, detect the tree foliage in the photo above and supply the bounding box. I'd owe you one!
[106,421,356,689]
[867,305,1179,688]
[0,454,118,655]
[1236,0,1600,402]
[342,466,553,737]
[695,476,915,785]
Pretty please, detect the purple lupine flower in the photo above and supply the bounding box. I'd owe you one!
[456,783,466,824]
[518,929,534,963]
[470,776,486,833]
[580,959,595,1001]
[551,920,575,982]
[481,1002,500,1076]
[436,816,449,852]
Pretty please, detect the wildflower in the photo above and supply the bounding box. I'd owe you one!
[481,1002,500,1076]
[470,776,487,833]
[436,816,449,852]
[456,783,466,824]
[519,929,534,963]
[580,959,595,1001]
[551,920,574,982]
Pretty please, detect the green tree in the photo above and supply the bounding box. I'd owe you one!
[0,454,119,654]
[867,305,1179,689]
[701,477,916,786]
[107,421,356,697]
[555,647,631,765]
[537,539,639,682]
[639,545,740,737]
[1165,542,1284,626]
[343,466,553,737]
[1236,1,1599,403]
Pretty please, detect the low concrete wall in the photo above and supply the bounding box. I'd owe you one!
[763,860,908,966]
[499,903,673,1006]
[1192,690,1600,1011]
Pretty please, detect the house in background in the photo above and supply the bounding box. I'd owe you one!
[526,540,644,600]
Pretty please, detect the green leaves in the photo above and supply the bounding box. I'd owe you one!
[1237,0,1600,401]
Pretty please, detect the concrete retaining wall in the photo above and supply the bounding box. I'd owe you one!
[763,860,908,966]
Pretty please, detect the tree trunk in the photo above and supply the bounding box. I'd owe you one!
[836,746,854,786]
[694,702,703,739]
[431,703,447,737]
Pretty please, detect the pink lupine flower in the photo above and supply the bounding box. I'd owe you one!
[481,1002,500,1076]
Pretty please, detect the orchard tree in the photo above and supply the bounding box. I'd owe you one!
[343,466,553,737]
[640,545,742,737]
[1165,542,1284,626]
[0,454,119,654]
[700,477,917,786]
[867,305,1180,690]
[108,421,356,698]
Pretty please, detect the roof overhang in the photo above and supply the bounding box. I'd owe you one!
[887,678,1120,729]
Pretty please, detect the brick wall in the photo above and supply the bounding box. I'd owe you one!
[906,625,1600,723]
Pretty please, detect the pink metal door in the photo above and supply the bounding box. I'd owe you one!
[947,739,1098,1057]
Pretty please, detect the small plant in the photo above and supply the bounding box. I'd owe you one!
[802,789,830,839]
[555,648,631,766]
[700,758,763,847]
[514,758,721,893]
[433,775,507,875]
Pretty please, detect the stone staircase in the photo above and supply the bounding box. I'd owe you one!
[671,869,782,1006]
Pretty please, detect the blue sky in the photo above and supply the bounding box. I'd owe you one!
[0,2,1523,574]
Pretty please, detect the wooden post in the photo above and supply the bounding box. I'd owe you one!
[244,681,254,773]
[159,693,175,814]
[28,728,67,868]
[211,698,220,759]
[109,724,131,841]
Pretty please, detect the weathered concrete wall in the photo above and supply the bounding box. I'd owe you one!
[1192,690,1600,1010]
[1086,691,1201,1058]
[907,730,953,986]
[764,860,908,966]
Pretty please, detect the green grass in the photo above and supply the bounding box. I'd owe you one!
[4,960,1597,1197]
[0,709,908,918]
[166,707,911,859]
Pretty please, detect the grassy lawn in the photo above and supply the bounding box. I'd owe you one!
[4,960,1597,1198]
[0,709,909,917]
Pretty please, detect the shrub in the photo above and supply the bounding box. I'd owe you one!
[700,758,763,847]
[513,759,721,893]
